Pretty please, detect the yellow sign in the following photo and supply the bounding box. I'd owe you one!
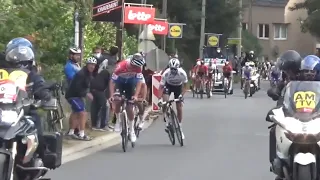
[208,36,219,47]
[228,38,240,45]
[169,25,182,38]
[294,91,316,109]
[0,69,28,89]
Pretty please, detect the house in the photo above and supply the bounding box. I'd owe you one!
[242,0,318,60]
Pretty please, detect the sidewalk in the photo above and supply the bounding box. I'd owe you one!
[62,107,160,162]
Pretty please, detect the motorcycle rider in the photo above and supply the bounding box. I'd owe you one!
[3,42,55,161]
[266,50,303,180]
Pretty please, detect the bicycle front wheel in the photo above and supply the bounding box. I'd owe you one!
[121,111,129,152]
[170,109,183,147]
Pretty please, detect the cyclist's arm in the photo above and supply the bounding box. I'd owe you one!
[158,69,168,98]
[134,73,144,98]
[109,73,118,97]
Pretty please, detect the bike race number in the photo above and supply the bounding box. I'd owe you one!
[293,91,316,111]
[0,69,28,89]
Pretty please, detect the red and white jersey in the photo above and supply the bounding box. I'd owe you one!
[112,60,144,82]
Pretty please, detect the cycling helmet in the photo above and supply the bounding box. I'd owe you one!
[245,62,250,67]
[249,50,254,54]
[69,47,81,54]
[225,61,229,65]
[130,53,145,67]
[86,57,97,64]
[196,61,201,66]
[169,58,180,69]
[200,60,205,65]
[278,50,302,72]
[6,37,33,54]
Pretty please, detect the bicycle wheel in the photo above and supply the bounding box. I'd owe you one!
[224,78,228,99]
[46,110,62,132]
[206,82,210,98]
[121,111,129,152]
[134,111,141,138]
[170,108,183,146]
[200,82,203,99]
[164,110,175,145]
[244,82,249,99]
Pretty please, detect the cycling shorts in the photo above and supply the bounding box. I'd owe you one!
[163,83,182,99]
[114,80,137,100]
[68,97,85,112]
[223,72,231,78]
[197,72,205,78]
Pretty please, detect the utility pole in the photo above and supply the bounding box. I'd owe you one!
[199,0,206,59]
[237,0,242,58]
[248,0,253,33]
[161,0,167,51]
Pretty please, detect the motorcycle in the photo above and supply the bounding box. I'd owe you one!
[250,73,260,96]
[268,81,320,180]
[0,80,62,180]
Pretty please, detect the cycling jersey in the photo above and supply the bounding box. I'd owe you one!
[112,60,144,84]
[242,66,253,79]
[222,65,232,73]
[196,65,208,74]
[160,68,188,86]
[270,66,281,80]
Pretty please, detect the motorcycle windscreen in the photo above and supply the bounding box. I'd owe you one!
[283,81,320,121]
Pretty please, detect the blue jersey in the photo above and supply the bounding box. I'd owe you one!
[64,60,80,84]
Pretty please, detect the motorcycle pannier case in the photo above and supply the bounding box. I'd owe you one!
[43,132,63,169]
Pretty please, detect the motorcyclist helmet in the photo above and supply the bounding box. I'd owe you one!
[300,55,320,80]
[6,37,33,54]
[130,53,145,67]
[5,45,35,69]
[278,50,302,75]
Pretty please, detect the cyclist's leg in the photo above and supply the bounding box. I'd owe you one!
[162,83,170,113]
[174,85,185,139]
[124,81,138,141]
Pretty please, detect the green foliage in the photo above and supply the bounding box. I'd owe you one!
[242,30,262,56]
[290,0,320,38]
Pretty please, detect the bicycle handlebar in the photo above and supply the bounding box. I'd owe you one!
[158,98,182,107]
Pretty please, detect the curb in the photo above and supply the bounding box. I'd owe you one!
[62,106,157,159]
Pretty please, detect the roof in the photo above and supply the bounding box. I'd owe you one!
[254,0,288,7]
[242,0,288,7]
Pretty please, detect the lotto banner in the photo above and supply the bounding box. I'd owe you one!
[148,20,168,35]
[123,6,155,25]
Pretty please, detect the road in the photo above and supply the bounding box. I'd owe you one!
[47,82,276,180]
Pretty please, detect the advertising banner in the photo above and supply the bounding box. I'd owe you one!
[92,0,123,22]
[123,6,155,24]
[168,23,183,38]
[207,33,220,47]
[148,20,168,35]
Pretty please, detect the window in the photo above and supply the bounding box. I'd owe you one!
[242,23,248,31]
[257,24,269,39]
[274,24,287,40]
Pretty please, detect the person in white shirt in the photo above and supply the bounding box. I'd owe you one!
[207,60,216,96]
[158,58,188,139]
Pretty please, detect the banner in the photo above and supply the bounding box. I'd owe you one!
[124,6,155,25]
[207,34,220,47]
[148,20,168,35]
[168,23,183,38]
[92,0,123,22]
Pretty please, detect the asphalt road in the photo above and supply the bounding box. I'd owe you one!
[47,82,276,180]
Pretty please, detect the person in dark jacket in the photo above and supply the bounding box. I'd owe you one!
[90,67,111,131]
[65,57,97,140]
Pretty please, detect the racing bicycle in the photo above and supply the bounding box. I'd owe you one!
[133,99,147,138]
[223,77,229,98]
[115,93,135,152]
[158,98,184,146]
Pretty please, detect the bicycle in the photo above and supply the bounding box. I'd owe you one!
[45,82,65,132]
[243,78,250,99]
[199,77,205,99]
[223,77,229,99]
[158,98,184,147]
[115,94,135,152]
[205,79,211,98]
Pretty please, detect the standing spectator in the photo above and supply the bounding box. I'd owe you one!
[90,60,112,131]
[104,46,119,74]
[65,57,97,140]
[64,47,81,135]
[142,64,154,105]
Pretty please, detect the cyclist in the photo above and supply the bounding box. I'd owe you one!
[222,61,233,90]
[158,58,188,139]
[269,62,281,86]
[190,60,200,90]
[207,60,216,96]
[241,62,253,91]
[195,60,208,92]
[109,53,145,143]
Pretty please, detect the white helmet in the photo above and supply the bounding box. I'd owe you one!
[196,61,201,66]
[130,53,145,67]
[86,57,97,64]
[169,58,180,69]
[69,47,81,54]
[245,62,249,67]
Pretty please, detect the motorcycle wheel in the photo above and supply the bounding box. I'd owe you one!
[293,164,313,180]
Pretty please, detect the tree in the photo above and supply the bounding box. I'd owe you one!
[290,0,320,38]
[242,30,262,56]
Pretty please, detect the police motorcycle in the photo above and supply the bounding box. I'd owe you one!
[268,81,320,180]
[0,80,62,180]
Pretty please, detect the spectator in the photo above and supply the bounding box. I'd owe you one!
[104,45,119,74]
[64,47,81,135]
[65,57,97,141]
[142,64,154,105]
[92,46,107,74]
[90,58,112,131]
